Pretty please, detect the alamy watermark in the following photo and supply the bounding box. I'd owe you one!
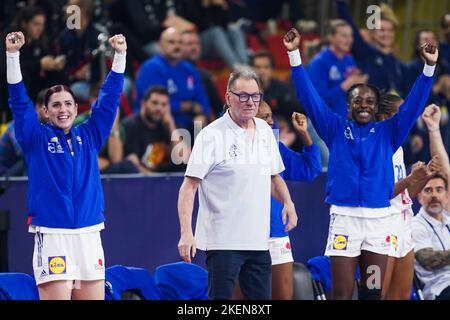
[66,5,81,30]
[366,5,382,30]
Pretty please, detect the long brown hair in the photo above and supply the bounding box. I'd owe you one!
[11,6,48,50]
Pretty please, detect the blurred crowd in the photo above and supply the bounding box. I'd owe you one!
[0,0,449,177]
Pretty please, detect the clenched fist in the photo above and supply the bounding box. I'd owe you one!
[108,34,127,54]
[283,28,301,52]
[5,32,25,53]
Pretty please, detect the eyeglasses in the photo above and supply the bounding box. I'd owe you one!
[229,91,263,103]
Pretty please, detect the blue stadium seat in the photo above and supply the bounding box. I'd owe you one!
[307,255,361,300]
[292,262,315,300]
[105,265,161,300]
[154,262,208,300]
[0,273,39,300]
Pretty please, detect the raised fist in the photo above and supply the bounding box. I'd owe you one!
[5,32,25,53]
[283,28,301,52]
[109,34,127,54]
[419,42,438,66]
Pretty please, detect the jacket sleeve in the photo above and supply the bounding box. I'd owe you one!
[387,71,433,150]
[290,65,340,146]
[280,142,322,181]
[85,70,124,152]
[7,81,40,154]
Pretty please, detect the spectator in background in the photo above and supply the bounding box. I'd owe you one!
[422,104,450,213]
[72,88,139,175]
[412,174,450,300]
[407,30,440,85]
[0,0,63,40]
[0,89,47,177]
[250,50,329,164]
[0,5,66,123]
[404,30,445,168]
[121,86,187,174]
[181,30,222,118]
[107,0,195,63]
[439,14,450,75]
[54,0,105,103]
[335,0,408,97]
[135,27,210,131]
[250,50,302,123]
[181,0,249,70]
[307,19,367,118]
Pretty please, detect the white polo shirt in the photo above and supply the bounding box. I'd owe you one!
[186,110,285,251]
[412,208,450,299]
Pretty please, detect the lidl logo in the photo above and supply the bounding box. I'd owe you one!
[48,256,66,274]
[333,235,348,250]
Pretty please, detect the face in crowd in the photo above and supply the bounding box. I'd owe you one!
[23,13,45,41]
[251,55,273,87]
[159,27,183,63]
[140,91,170,124]
[329,24,354,54]
[418,177,449,216]
[181,31,202,63]
[372,19,396,49]
[256,101,274,127]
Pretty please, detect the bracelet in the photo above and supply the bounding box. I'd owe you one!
[428,128,440,132]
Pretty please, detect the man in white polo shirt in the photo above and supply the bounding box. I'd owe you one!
[177,68,298,300]
[412,174,450,300]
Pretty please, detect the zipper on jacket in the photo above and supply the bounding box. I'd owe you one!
[59,129,77,228]
[69,131,77,228]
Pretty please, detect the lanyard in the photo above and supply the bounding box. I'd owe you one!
[422,216,450,251]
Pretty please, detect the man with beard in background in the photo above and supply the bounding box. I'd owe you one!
[412,175,450,300]
[118,85,188,173]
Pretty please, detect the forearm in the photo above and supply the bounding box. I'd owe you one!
[407,177,432,199]
[271,175,293,205]
[392,175,412,198]
[178,180,197,236]
[428,129,450,178]
[415,248,450,271]
[107,136,123,163]
[298,131,313,147]
[6,51,22,84]
[392,69,434,149]
[289,50,335,143]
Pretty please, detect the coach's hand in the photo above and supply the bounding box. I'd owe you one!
[178,233,196,263]
[283,28,301,52]
[283,201,298,232]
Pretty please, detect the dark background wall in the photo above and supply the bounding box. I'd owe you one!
[0,174,330,274]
